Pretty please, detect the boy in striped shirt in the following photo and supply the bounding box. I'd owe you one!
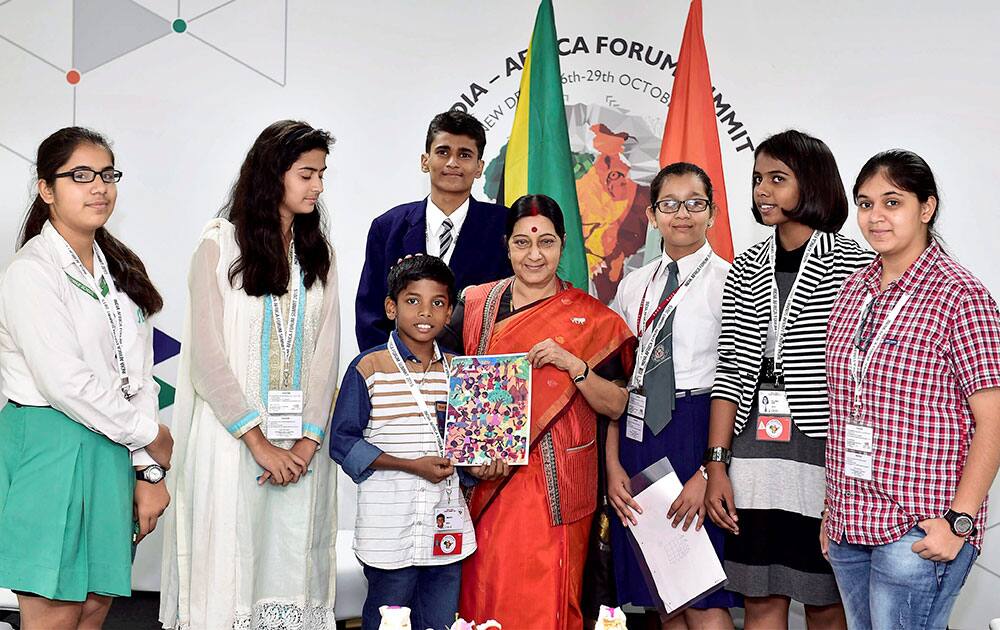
[330,256,499,630]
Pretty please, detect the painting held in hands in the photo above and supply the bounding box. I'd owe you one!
[444,354,531,465]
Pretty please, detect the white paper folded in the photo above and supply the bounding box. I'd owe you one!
[626,456,728,615]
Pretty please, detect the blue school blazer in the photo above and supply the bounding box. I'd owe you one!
[355,197,512,351]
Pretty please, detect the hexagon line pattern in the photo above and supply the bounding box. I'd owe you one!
[0,0,288,162]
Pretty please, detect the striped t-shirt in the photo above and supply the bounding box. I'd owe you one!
[329,331,476,570]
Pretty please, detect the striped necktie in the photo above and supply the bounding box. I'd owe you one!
[439,218,454,259]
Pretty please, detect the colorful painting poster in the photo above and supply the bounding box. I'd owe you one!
[444,353,531,466]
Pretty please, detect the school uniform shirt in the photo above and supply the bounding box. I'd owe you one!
[329,331,476,570]
[609,241,730,389]
[0,221,159,465]
[826,242,1000,550]
[424,197,470,265]
[713,231,874,437]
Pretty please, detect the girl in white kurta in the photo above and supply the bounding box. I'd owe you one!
[160,121,341,630]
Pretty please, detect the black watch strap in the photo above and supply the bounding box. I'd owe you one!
[136,465,166,484]
[944,509,976,538]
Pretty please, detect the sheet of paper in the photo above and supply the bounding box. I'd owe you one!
[627,456,728,615]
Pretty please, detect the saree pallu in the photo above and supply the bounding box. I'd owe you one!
[458,279,634,629]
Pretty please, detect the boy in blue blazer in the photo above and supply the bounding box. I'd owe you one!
[355,111,511,351]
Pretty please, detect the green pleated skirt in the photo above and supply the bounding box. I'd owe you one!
[0,402,135,601]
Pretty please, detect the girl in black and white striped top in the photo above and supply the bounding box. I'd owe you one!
[703,130,873,629]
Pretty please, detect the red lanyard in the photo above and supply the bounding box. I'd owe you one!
[637,265,681,338]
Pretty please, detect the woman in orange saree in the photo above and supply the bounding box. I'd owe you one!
[445,195,635,629]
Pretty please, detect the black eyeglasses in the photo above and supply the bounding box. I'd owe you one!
[54,168,123,184]
[652,198,710,214]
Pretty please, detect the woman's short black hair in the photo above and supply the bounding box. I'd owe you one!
[752,129,848,232]
[387,254,455,304]
[504,194,566,241]
[650,162,714,205]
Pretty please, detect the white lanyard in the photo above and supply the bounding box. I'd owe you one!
[636,260,665,338]
[629,251,713,391]
[768,231,820,379]
[59,236,132,399]
[387,335,451,456]
[848,291,910,420]
[270,241,302,386]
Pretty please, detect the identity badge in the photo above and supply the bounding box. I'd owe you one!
[268,389,303,415]
[433,505,465,531]
[756,387,792,442]
[845,450,873,481]
[266,415,303,440]
[433,532,463,556]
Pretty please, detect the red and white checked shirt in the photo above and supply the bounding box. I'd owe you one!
[825,243,1000,549]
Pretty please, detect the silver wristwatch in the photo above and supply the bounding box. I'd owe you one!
[136,464,166,484]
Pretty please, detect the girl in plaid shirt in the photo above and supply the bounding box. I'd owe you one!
[824,150,1000,629]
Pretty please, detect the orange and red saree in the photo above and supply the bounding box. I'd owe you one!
[458,279,635,629]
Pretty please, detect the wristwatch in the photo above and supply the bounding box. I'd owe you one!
[573,363,590,383]
[944,509,976,538]
[702,446,732,466]
[136,465,166,484]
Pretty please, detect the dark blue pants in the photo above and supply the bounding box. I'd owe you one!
[361,561,462,630]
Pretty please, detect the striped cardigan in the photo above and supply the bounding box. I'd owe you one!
[712,231,874,437]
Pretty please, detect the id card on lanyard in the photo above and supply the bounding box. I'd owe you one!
[58,235,133,400]
[756,386,792,442]
[625,252,713,443]
[755,232,821,439]
[845,291,910,480]
[387,336,465,556]
[266,241,304,440]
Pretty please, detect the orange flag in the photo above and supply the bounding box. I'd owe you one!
[659,0,734,261]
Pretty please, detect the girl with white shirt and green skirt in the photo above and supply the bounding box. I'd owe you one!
[0,127,173,629]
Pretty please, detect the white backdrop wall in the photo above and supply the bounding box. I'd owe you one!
[1,1,998,626]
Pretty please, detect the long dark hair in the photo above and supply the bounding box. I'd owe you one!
[223,120,334,296]
[18,127,163,316]
[853,149,940,242]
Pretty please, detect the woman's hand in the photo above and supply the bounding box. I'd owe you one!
[468,458,511,481]
[259,438,318,485]
[246,436,307,486]
[290,438,318,469]
[668,469,708,531]
[145,423,174,470]
[704,463,739,534]
[820,509,830,561]
[607,459,642,527]
[527,338,586,378]
[133,477,170,543]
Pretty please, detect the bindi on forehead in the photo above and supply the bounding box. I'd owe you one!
[531,226,538,233]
